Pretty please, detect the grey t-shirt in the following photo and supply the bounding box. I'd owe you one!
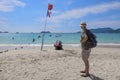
[81,30,87,38]
[81,30,88,49]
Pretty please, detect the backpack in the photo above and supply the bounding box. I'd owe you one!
[86,29,97,48]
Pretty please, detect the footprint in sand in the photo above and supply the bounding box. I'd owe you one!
[116,75,120,80]
[0,70,2,72]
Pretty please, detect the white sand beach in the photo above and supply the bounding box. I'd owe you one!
[0,44,120,80]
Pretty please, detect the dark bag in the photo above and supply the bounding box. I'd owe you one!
[86,29,97,48]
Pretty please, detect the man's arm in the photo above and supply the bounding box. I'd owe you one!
[81,35,88,43]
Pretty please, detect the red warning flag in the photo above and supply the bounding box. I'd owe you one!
[48,4,53,10]
[47,3,53,17]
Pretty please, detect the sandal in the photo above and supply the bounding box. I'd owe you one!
[80,71,86,73]
[81,74,90,77]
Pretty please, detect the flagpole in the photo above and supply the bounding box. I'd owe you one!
[41,3,53,51]
[41,13,48,51]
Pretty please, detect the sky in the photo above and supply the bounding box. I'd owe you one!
[0,0,120,33]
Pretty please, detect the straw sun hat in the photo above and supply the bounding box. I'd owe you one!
[80,22,87,25]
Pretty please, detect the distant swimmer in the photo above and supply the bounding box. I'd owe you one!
[49,35,52,37]
[12,37,14,40]
[55,35,62,37]
[33,38,35,42]
[38,35,41,38]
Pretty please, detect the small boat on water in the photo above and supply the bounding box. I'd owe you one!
[55,34,62,37]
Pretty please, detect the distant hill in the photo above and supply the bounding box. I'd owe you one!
[77,28,120,33]
[114,29,120,33]
[90,28,113,33]
[0,31,9,33]
[40,31,51,33]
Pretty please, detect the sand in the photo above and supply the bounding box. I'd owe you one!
[0,45,120,80]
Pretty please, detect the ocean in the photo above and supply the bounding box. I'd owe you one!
[0,33,120,45]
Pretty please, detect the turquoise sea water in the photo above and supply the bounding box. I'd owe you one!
[0,33,120,44]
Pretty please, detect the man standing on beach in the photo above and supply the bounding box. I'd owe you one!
[80,22,91,77]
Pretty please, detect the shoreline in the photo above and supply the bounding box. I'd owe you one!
[0,43,120,47]
[0,43,120,52]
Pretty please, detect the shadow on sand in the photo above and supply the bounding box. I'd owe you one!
[89,74,104,80]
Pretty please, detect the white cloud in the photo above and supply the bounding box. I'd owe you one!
[0,0,26,12]
[66,0,75,5]
[52,1,120,20]
[88,20,120,29]
[107,14,120,19]
[52,10,60,14]
[39,1,120,32]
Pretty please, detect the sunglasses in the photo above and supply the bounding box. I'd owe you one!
[81,24,86,25]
